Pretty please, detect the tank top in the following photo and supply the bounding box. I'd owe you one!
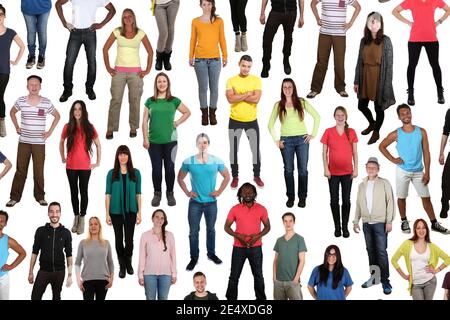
[396,126,423,172]
[0,234,9,277]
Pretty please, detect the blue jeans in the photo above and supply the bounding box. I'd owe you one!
[362,223,390,285]
[143,275,171,300]
[193,58,221,109]
[22,11,50,57]
[280,135,309,199]
[188,199,217,259]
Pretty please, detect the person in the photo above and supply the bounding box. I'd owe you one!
[353,157,394,295]
[6,75,60,208]
[439,108,450,218]
[379,104,450,234]
[189,0,227,126]
[392,0,450,105]
[0,4,25,138]
[391,219,450,300]
[443,271,450,299]
[103,8,153,140]
[55,0,116,102]
[59,100,101,235]
[21,0,51,69]
[354,12,395,145]
[29,202,73,300]
[226,55,264,189]
[0,210,26,300]
[105,145,142,279]
[229,0,248,52]
[307,0,361,99]
[307,245,353,300]
[75,217,114,300]
[138,209,177,300]
[273,212,307,300]
[321,106,358,238]
[260,0,304,78]
[143,72,191,207]
[184,271,219,300]
[178,133,230,271]
[268,78,320,208]
[225,183,271,300]
[0,150,12,181]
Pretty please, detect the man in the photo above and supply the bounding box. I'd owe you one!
[379,104,450,234]
[439,108,450,218]
[178,133,230,271]
[273,212,306,300]
[260,0,304,78]
[184,271,219,300]
[353,157,394,295]
[225,183,271,300]
[226,55,264,189]
[307,0,361,98]
[55,0,116,102]
[29,202,72,300]
[0,150,12,181]
[0,210,26,300]
[6,75,60,208]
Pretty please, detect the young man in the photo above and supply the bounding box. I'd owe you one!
[225,183,271,300]
[226,55,264,189]
[379,104,450,234]
[0,210,27,300]
[29,202,73,300]
[273,212,307,300]
[353,157,394,295]
[184,271,219,300]
[178,133,230,271]
[55,0,116,102]
[0,150,12,181]
[439,108,450,218]
[6,75,60,208]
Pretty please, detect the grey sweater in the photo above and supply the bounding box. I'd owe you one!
[75,239,114,281]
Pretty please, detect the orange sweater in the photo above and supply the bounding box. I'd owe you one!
[189,17,227,60]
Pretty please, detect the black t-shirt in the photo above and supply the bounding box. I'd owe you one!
[122,174,127,213]
[443,109,450,136]
[0,28,16,74]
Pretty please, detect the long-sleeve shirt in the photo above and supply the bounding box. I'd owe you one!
[75,239,114,281]
[189,17,227,60]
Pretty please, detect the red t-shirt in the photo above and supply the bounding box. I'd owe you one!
[320,126,357,176]
[401,0,446,42]
[226,203,269,248]
[61,124,98,170]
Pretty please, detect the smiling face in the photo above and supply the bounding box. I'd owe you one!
[118,153,129,166]
[334,109,347,126]
[0,8,5,25]
[282,81,294,98]
[73,103,82,121]
[194,275,206,293]
[152,211,165,228]
[241,185,256,204]
[366,163,379,179]
[0,214,7,232]
[48,205,61,225]
[200,0,212,14]
[27,78,41,96]
[89,218,100,236]
[398,107,412,125]
[326,248,337,266]
[415,221,428,240]
[239,60,252,77]
[122,10,135,27]
[156,75,168,95]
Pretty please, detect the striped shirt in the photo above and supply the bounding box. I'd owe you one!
[14,96,55,145]
[319,0,355,36]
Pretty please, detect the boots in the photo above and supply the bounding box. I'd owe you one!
[0,118,6,137]
[331,204,341,237]
[342,204,351,238]
[283,56,291,75]
[209,107,217,125]
[125,256,134,275]
[361,122,375,135]
[261,62,270,78]
[438,87,445,104]
[234,33,242,52]
[440,198,449,219]
[201,108,209,126]
[155,51,164,71]
[368,130,380,145]
[407,88,415,106]
[241,32,248,52]
[118,256,126,278]
[71,215,79,233]
[166,191,176,206]
[163,51,172,71]
[77,215,85,235]
[151,191,162,207]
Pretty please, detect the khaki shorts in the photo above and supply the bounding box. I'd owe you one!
[396,167,430,199]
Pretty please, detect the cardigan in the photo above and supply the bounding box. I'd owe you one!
[105,169,141,215]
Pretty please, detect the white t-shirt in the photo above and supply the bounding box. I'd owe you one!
[71,0,110,29]
[365,180,375,216]
[319,0,356,36]
[410,244,434,285]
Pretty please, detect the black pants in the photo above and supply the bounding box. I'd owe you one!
[407,41,442,89]
[357,99,384,131]
[441,152,450,206]
[328,175,352,227]
[229,0,248,33]
[110,213,136,259]
[148,141,177,192]
[66,169,91,216]
[83,280,109,300]
[31,270,65,300]
[0,73,9,118]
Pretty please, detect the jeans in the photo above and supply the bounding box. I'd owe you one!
[31,270,65,300]
[22,11,50,57]
[362,223,390,285]
[280,135,309,199]
[0,73,9,118]
[144,275,172,300]
[193,58,221,109]
[188,199,218,259]
[229,0,248,33]
[358,99,384,132]
[412,277,437,300]
[154,0,179,52]
[82,280,109,300]
[110,213,137,259]
[328,174,352,227]
[0,274,9,300]
[148,141,177,192]
[226,246,266,300]
[407,41,442,90]
[66,169,91,216]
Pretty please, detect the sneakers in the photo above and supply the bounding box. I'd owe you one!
[234,33,242,52]
[407,88,415,106]
[207,254,222,265]
[298,198,306,208]
[401,220,411,234]
[361,278,375,289]
[6,199,18,207]
[253,176,264,188]
[26,55,35,69]
[186,258,198,271]
[37,55,45,69]
[241,32,248,52]
[339,90,349,97]
[71,215,79,233]
[0,118,6,137]
[166,191,176,206]
[382,283,392,295]
[230,177,239,189]
[86,88,96,100]
[286,198,294,208]
[59,90,72,102]
[151,191,162,207]
[431,221,450,234]
[38,199,48,206]
[307,91,319,99]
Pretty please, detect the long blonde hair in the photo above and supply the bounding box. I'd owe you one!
[86,217,107,246]
[119,8,138,37]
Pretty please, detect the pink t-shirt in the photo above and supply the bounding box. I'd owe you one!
[61,124,98,170]
[321,126,358,176]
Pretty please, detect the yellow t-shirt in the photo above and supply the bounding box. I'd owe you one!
[113,28,146,68]
[226,74,262,122]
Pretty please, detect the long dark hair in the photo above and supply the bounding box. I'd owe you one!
[152,209,168,252]
[318,245,344,290]
[334,106,351,144]
[151,72,173,102]
[112,145,136,182]
[363,12,384,45]
[200,0,218,23]
[278,78,304,122]
[409,219,431,243]
[66,100,94,155]
[237,183,257,203]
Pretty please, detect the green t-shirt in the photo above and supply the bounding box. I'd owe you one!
[145,97,181,144]
[273,233,307,281]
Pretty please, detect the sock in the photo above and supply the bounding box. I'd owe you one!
[401,217,407,221]
[431,219,437,225]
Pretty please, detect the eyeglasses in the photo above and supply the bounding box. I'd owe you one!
[0,13,5,17]
[327,252,337,257]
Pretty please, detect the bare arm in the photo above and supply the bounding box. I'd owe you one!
[322,144,330,178]
[136,194,142,225]
[344,285,352,298]
[248,218,271,247]
[59,138,66,163]
[421,128,431,176]
[91,3,116,30]
[177,169,197,198]
[210,168,230,198]
[298,0,305,27]
[11,35,25,65]
[224,219,248,247]
[45,109,61,140]
[2,237,26,271]
[105,195,111,225]
[308,285,318,299]
[175,103,191,127]
[103,32,116,74]
[392,5,413,27]
[226,89,251,104]
[311,0,321,26]
[244,90,262,104]
[440,134,448,165]
[28,253,38,284]
[139,35,154,77]
[379,130,401,164]
[293,251,306,283]
[142,108,150,149]
[260,0,269,24]
[10,106,20,134]
[66,256,73,287]
[0,158,12,180]
[55,0,70,29]
[273,252,278,282]
[92,137,101,168]
[344,0,361,30]
[437,5,450,24]
[352,142,358,178]
[445,289,449,300]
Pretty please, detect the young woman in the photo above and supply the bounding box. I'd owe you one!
[103,8,153,140]
[75,217,114,301]
[307,245,353,300]
[138,209,177,300]
[391,219,450,300]
[189,0,227,126]
[142,72,190,207]
[354,12,395,145]
[321,107,358,238]
[229,0,248,52]
[60,100,101,235]
[105,145,142,279]
[268,78,320,209]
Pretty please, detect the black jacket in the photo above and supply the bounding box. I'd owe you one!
[271,0,297,13]
[184,291,219,300]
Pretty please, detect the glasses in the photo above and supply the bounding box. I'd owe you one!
[0,13,5,17]
[327,252,337,257]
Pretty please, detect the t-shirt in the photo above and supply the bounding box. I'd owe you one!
[273,233,307,281]
[21,0,52,15]
[319,0,356,36]
[401,0,446,42]
[71,0,110,29]
[442,272,450,290]
[113,28,146,68]
[180,155,225,203]
[226,74,262,122]
[144,97,181,144]
[366,180,374,216]
[443,108,450,136]
[0,29,17,74]
[61,124,98,170]
[320,126,358,176]
[0,151,6,163]
[308,266,353,300]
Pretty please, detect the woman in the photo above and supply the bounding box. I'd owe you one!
[138,209,177,300]
[105,145,142,279]
[229,0,248,52]
[391,219,450,300]
[75,217,114,301]
[103,8,153,140]
[142,72,190,207]
[393,0,450,105]
[189,0,227,126]
[0,4,25,137]
[354,12,395,145]
[321,107,358,238]
[60,100,101,235]
[307,245,353,300]
[268,78,320,209]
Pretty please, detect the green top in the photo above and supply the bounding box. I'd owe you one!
[268,99,320,141]
[105,169,141,215]
[145,97,181,144]
[273,233,307,281]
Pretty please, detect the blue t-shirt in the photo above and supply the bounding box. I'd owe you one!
[0,151,6,163]
[0,29,17,75]
[180,154,225,203]
[396,126,423,172]
[21,0,52,15]
[308,266,353,300]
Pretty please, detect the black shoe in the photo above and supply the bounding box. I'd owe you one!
[186,258,198,271]
[118,257,126,278]
[440,202,449,219]
[37,55,45,69]
[59,90,72,102]
[286,198,294,208]
[26,55,35,69]
[298,198,306,208]
[86,89,96,100]
[342,226,350,238]
[163,51,172,71]
[125,256,134,275]
[334,226,342,237]
[407,88,415,106]
[207,254,222,265]
[438,87,445,104]
[283,57,291,75]
[119,268,126,279]
[261,63,270,78]
[155,51,164,71]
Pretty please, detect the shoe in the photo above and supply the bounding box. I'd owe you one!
[342,225,350,238]
[86,89,96,100]
[207,254,222,265]
[361,278,375,289]
[431,221,450,234]
[298,198,306,208]
[155,51,164,71]
[129,130,137,138]
[361,123,375,136]
[401,220,411,234]
[166,191,176,206]
[230,177,239,189]
[379,0,391,3]
[440,202,449,219]
[438,87,445,104]
[59,90,72,102]
[283,56,291,75]
[440,209,449,219]
[201,108,209,126]
[286,198,294,208]
[5,200,18,207]
[77,215,85,235]
[125,256,134,275]
[163,51,172,71]
[71,215,79,233]
[407,88,415,106]
[261,64,270,78]
[118,257,126,278]
[151,191,162,207]
[382,283,392,295]
[106,131,113,140]
[0,118,6,137]
[307,91,319,99]
[209,107,217,125]
[26,55,35,69]
[234,33,242,52]
[36,55,45,69]
[186,258,198,271]
[38,199,48,206]
[339,90,349,97]
[334,225,342,237]
[368,130,380,145]
[241,32,248,52]
[253,176,264,188]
